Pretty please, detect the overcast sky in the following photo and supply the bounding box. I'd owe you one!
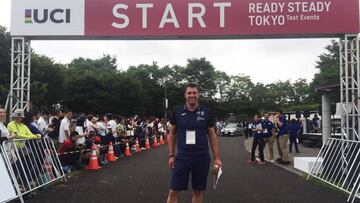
[0,0,335,84]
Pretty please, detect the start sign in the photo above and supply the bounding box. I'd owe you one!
[11,0,360,39]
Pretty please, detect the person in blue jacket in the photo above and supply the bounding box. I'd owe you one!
[24,111,44,137]
[288,119,300,153]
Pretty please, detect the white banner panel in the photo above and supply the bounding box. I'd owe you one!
[11,0,85,36]
[0,154,17,202]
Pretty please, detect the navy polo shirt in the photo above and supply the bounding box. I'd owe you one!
[277,115,289,137]
[288,123,300,136]
[252,121,263,139]
[171,105,214,157]
[262,120,275,138]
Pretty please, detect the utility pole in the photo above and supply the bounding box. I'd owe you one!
[164,78,168,120]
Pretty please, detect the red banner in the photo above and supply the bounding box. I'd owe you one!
[85,0,359,38]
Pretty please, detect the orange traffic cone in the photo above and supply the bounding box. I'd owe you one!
[153,136,158,148]
[145,137,151,150]
[135,139,141,153]
[125,142,132,157]
[107,142,117,162]
[86,144,101,170]
[159,135,165,145]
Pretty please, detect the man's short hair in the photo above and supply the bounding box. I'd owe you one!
[61,108,71,114]
[106,113,113,120]
[88,131,96,137]
[42,110,50,116]
[32,110,39,116]
[70,131,79,138]
[87,115,94,121]
[52,110,60,116]
[184,83,199,93]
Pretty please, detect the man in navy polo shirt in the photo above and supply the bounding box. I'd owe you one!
[167,83,222,203]
[248,114,265,165]
[274,109,290,165]
[262,112,276,163]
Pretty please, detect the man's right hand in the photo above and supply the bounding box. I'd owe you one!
[168,157,175,169]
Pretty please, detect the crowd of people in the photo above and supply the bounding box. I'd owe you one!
[0,105,305,195]
[245,110,303,165]
[0,107,171,184]
[1,106,306,168]
[53,110,171,170]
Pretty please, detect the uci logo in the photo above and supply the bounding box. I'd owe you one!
[25,9,71,24]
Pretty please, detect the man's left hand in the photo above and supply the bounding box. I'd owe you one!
[214,159,223,168]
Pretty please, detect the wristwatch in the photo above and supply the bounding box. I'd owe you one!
[169,154,175,158]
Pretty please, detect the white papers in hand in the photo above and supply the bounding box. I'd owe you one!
[213,167,223,190]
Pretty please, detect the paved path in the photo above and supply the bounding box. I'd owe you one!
[28,137,347,203]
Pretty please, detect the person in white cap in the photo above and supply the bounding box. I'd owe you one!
[7,109,41,140]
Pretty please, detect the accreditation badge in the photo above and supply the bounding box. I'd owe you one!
[186,130,196,145]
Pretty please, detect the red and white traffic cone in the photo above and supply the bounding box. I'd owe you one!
[107,142,116,162]
[135,139,141,153]
[86,144,101,170]
[159,134,165,145]
[145,137,151,150]
[125,142,132,157]
[153,136,158,148]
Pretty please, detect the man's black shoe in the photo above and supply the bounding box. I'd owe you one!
[279,160,290,165]
[276,158,283,162]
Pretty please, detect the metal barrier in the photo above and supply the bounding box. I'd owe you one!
[307,138,360,203]
[0,138,66,203]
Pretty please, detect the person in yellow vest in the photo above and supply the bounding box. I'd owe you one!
[7,109,41,189]
[7,109,41,141]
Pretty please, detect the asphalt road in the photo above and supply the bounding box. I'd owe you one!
[27,136,347,203]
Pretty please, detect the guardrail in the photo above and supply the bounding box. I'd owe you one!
[0,138,66,203]
[307,138,360,203]
[0,134,166,203]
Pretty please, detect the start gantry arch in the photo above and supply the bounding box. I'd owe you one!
[5,1,360,200]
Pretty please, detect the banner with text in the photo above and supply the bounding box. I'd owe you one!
[11,0,360,38]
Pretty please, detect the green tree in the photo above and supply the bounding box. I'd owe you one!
[266,80,294,106]
[214,70,230,102]
[310,40,340,102]
[225,74,254,102]
[183,58,217,99]
[222,74,257,115]
[292,78,310,104]
[31,54,66,109]
[126,63,165,116]
[250,83,274,111]
[0,26,11,106]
